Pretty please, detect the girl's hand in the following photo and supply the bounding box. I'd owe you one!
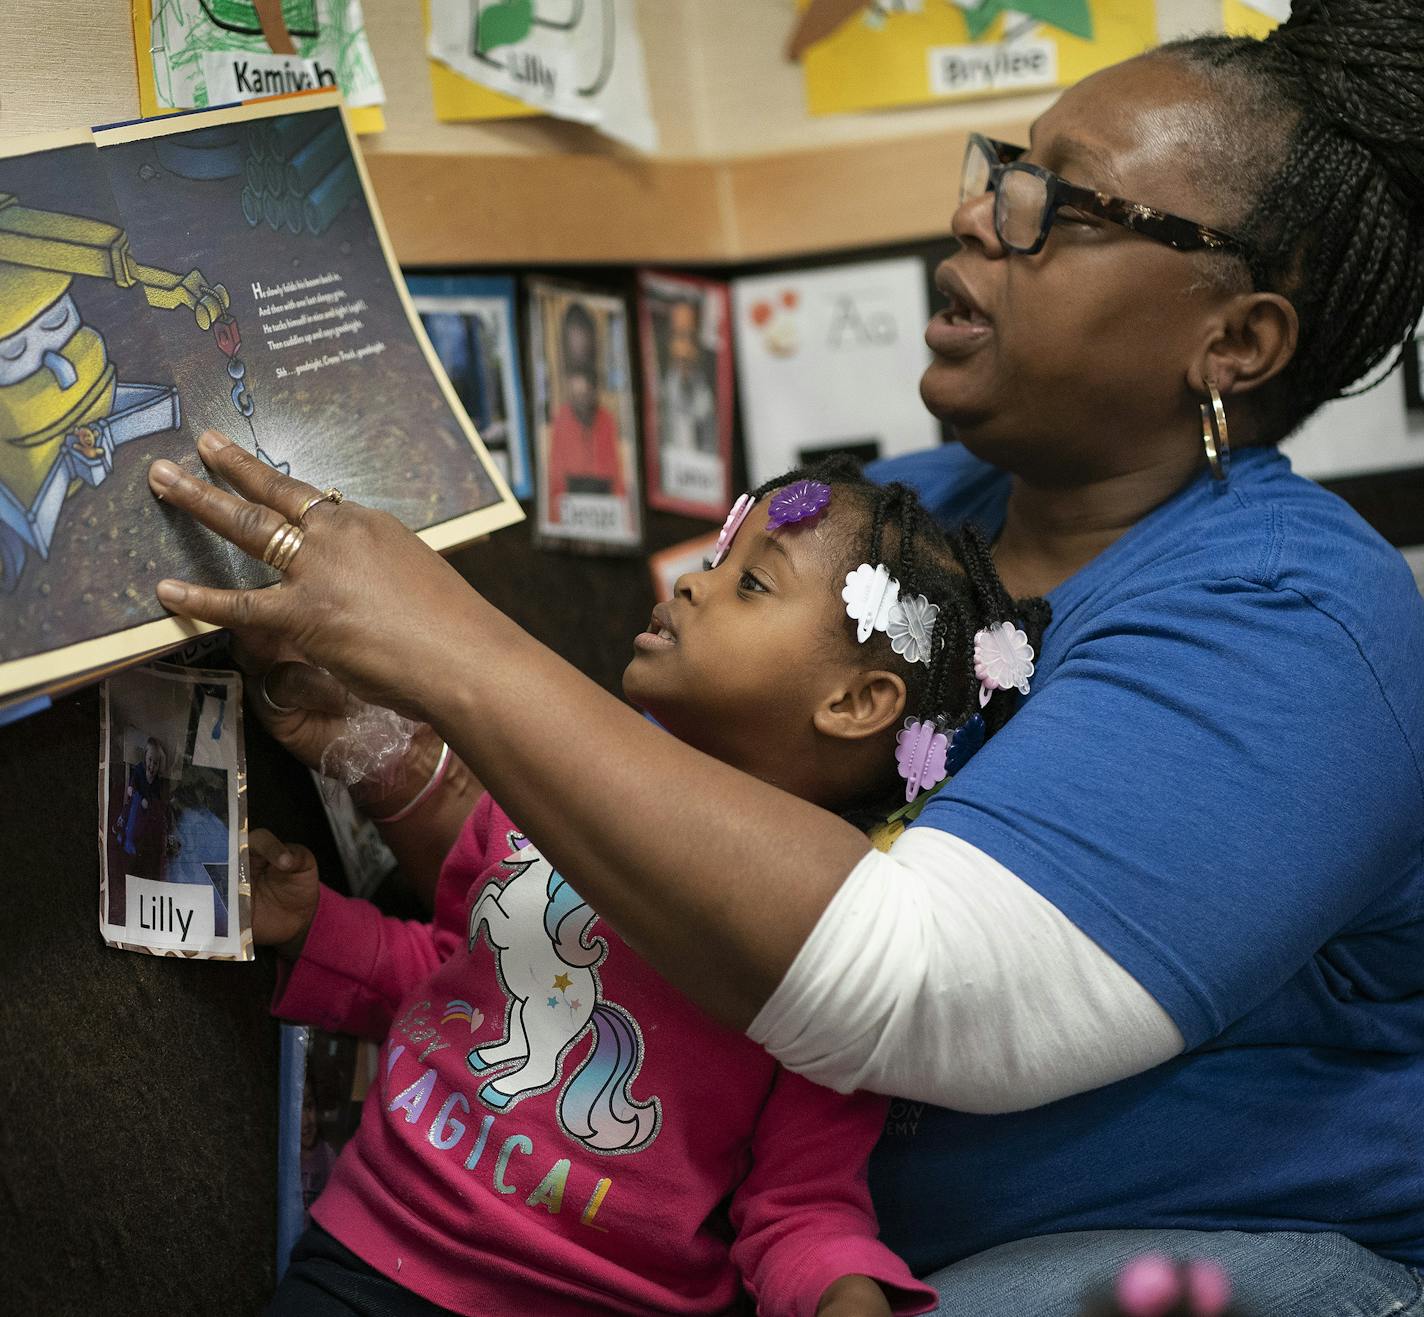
[249,828,320,959]
[816,1276,894,1317]
[147,432,477,724]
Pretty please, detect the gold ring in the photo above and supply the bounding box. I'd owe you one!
[296,486,344,526]
[261,521,305,572]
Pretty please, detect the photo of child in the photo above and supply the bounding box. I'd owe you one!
[99,663,250,959]
[639,271,733,519]
[409,275,533,501]
[528,279,641,551]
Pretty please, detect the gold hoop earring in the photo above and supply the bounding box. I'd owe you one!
[1201,379,1230,482]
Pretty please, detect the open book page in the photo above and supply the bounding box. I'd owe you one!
[0,92,521,702]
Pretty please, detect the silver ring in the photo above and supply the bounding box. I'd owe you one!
[259,669,299,715]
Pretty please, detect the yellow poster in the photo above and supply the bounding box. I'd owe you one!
[1221,0,1284,39]
[801,0,1158,117]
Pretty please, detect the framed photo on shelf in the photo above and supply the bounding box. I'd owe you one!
[526,279,642,553]
[637,271,733,520]
[408,275,533,501]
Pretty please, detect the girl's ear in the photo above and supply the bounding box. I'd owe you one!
[814,670,907,742]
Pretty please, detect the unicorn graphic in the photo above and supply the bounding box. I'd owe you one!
[465,833,660,1155]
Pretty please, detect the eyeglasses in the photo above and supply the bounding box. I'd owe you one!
[960,132,1251,260]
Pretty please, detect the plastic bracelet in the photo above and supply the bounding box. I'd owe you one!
[369,740,452,825]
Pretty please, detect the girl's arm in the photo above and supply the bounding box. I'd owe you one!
[728,1068,935,1316]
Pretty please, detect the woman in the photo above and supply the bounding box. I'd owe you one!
[146,4,1424,1312]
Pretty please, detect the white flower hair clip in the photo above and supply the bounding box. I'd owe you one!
[842,563,900,643]
[887,593,939,667]
[710,493,754,569]
[973,622,1036,707]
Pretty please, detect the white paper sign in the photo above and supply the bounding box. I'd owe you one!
[732,259,941,488]
[427,0,657,151]
[1241,0,1292,21]
[1284,377,1424,481]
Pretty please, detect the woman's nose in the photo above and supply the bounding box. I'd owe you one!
[951,186,1004,258]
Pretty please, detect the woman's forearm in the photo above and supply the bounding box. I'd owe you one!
[426,593,872,1028]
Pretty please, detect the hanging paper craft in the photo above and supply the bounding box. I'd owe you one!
[100,662,251,958]
[133,0,387,134]
[798,0,1157,116]
[427,0,657,150]
[0,93,520,709]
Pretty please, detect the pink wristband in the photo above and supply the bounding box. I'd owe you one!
[369,741,452,825]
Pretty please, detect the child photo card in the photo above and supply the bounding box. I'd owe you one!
[409,274,533,501]
[637,271,733,521]
[527,278,642,554]
[100,661,251,959]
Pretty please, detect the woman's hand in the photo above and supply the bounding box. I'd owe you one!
[147,431,476,723]
[816,1275,894,1316]
[249,828,320,959]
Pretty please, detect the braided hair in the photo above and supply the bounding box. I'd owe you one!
[1158,0,1424,441]
[750,454,1050,818]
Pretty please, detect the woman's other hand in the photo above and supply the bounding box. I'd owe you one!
[249,828,320,959]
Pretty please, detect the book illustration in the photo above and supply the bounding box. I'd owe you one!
[0,95,521,705]
[0,187,289,594]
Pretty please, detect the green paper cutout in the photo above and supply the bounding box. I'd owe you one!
[477,0,535,54]
[961,0,1094,43]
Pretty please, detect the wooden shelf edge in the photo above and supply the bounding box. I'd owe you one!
[370,120,1030,267]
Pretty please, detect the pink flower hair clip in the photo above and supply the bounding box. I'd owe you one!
[766,479,831,530]
[710,493,755,568]
[973,621,1036,707]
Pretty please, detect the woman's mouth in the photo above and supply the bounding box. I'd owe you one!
[925,275,993,359]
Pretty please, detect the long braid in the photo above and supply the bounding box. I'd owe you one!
[1162,2,1424,437]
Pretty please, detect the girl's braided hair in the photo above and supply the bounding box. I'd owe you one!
[1159,0,1424,441]
[750,455,1049,814]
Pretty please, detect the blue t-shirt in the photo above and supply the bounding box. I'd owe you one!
[867,442,1424,1271]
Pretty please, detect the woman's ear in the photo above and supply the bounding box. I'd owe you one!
[814,670,907,743]
[1190,291,1299,400]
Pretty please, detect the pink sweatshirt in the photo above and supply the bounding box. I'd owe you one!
[274,794,935,1317]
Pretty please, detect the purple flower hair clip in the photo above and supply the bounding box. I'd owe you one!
[895,717,950,804]
[710,493,754,568]
[766,479,831,531]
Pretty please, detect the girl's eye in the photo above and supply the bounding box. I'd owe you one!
[701,557,714,571]
[738,570,768,594]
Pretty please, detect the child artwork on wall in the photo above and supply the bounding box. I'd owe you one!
[409,274,533,501]
[637,272,733,521]
[100,662,251,959]
[527,279,643,554]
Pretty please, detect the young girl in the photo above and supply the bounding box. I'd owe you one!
[256,459,1048,1317]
